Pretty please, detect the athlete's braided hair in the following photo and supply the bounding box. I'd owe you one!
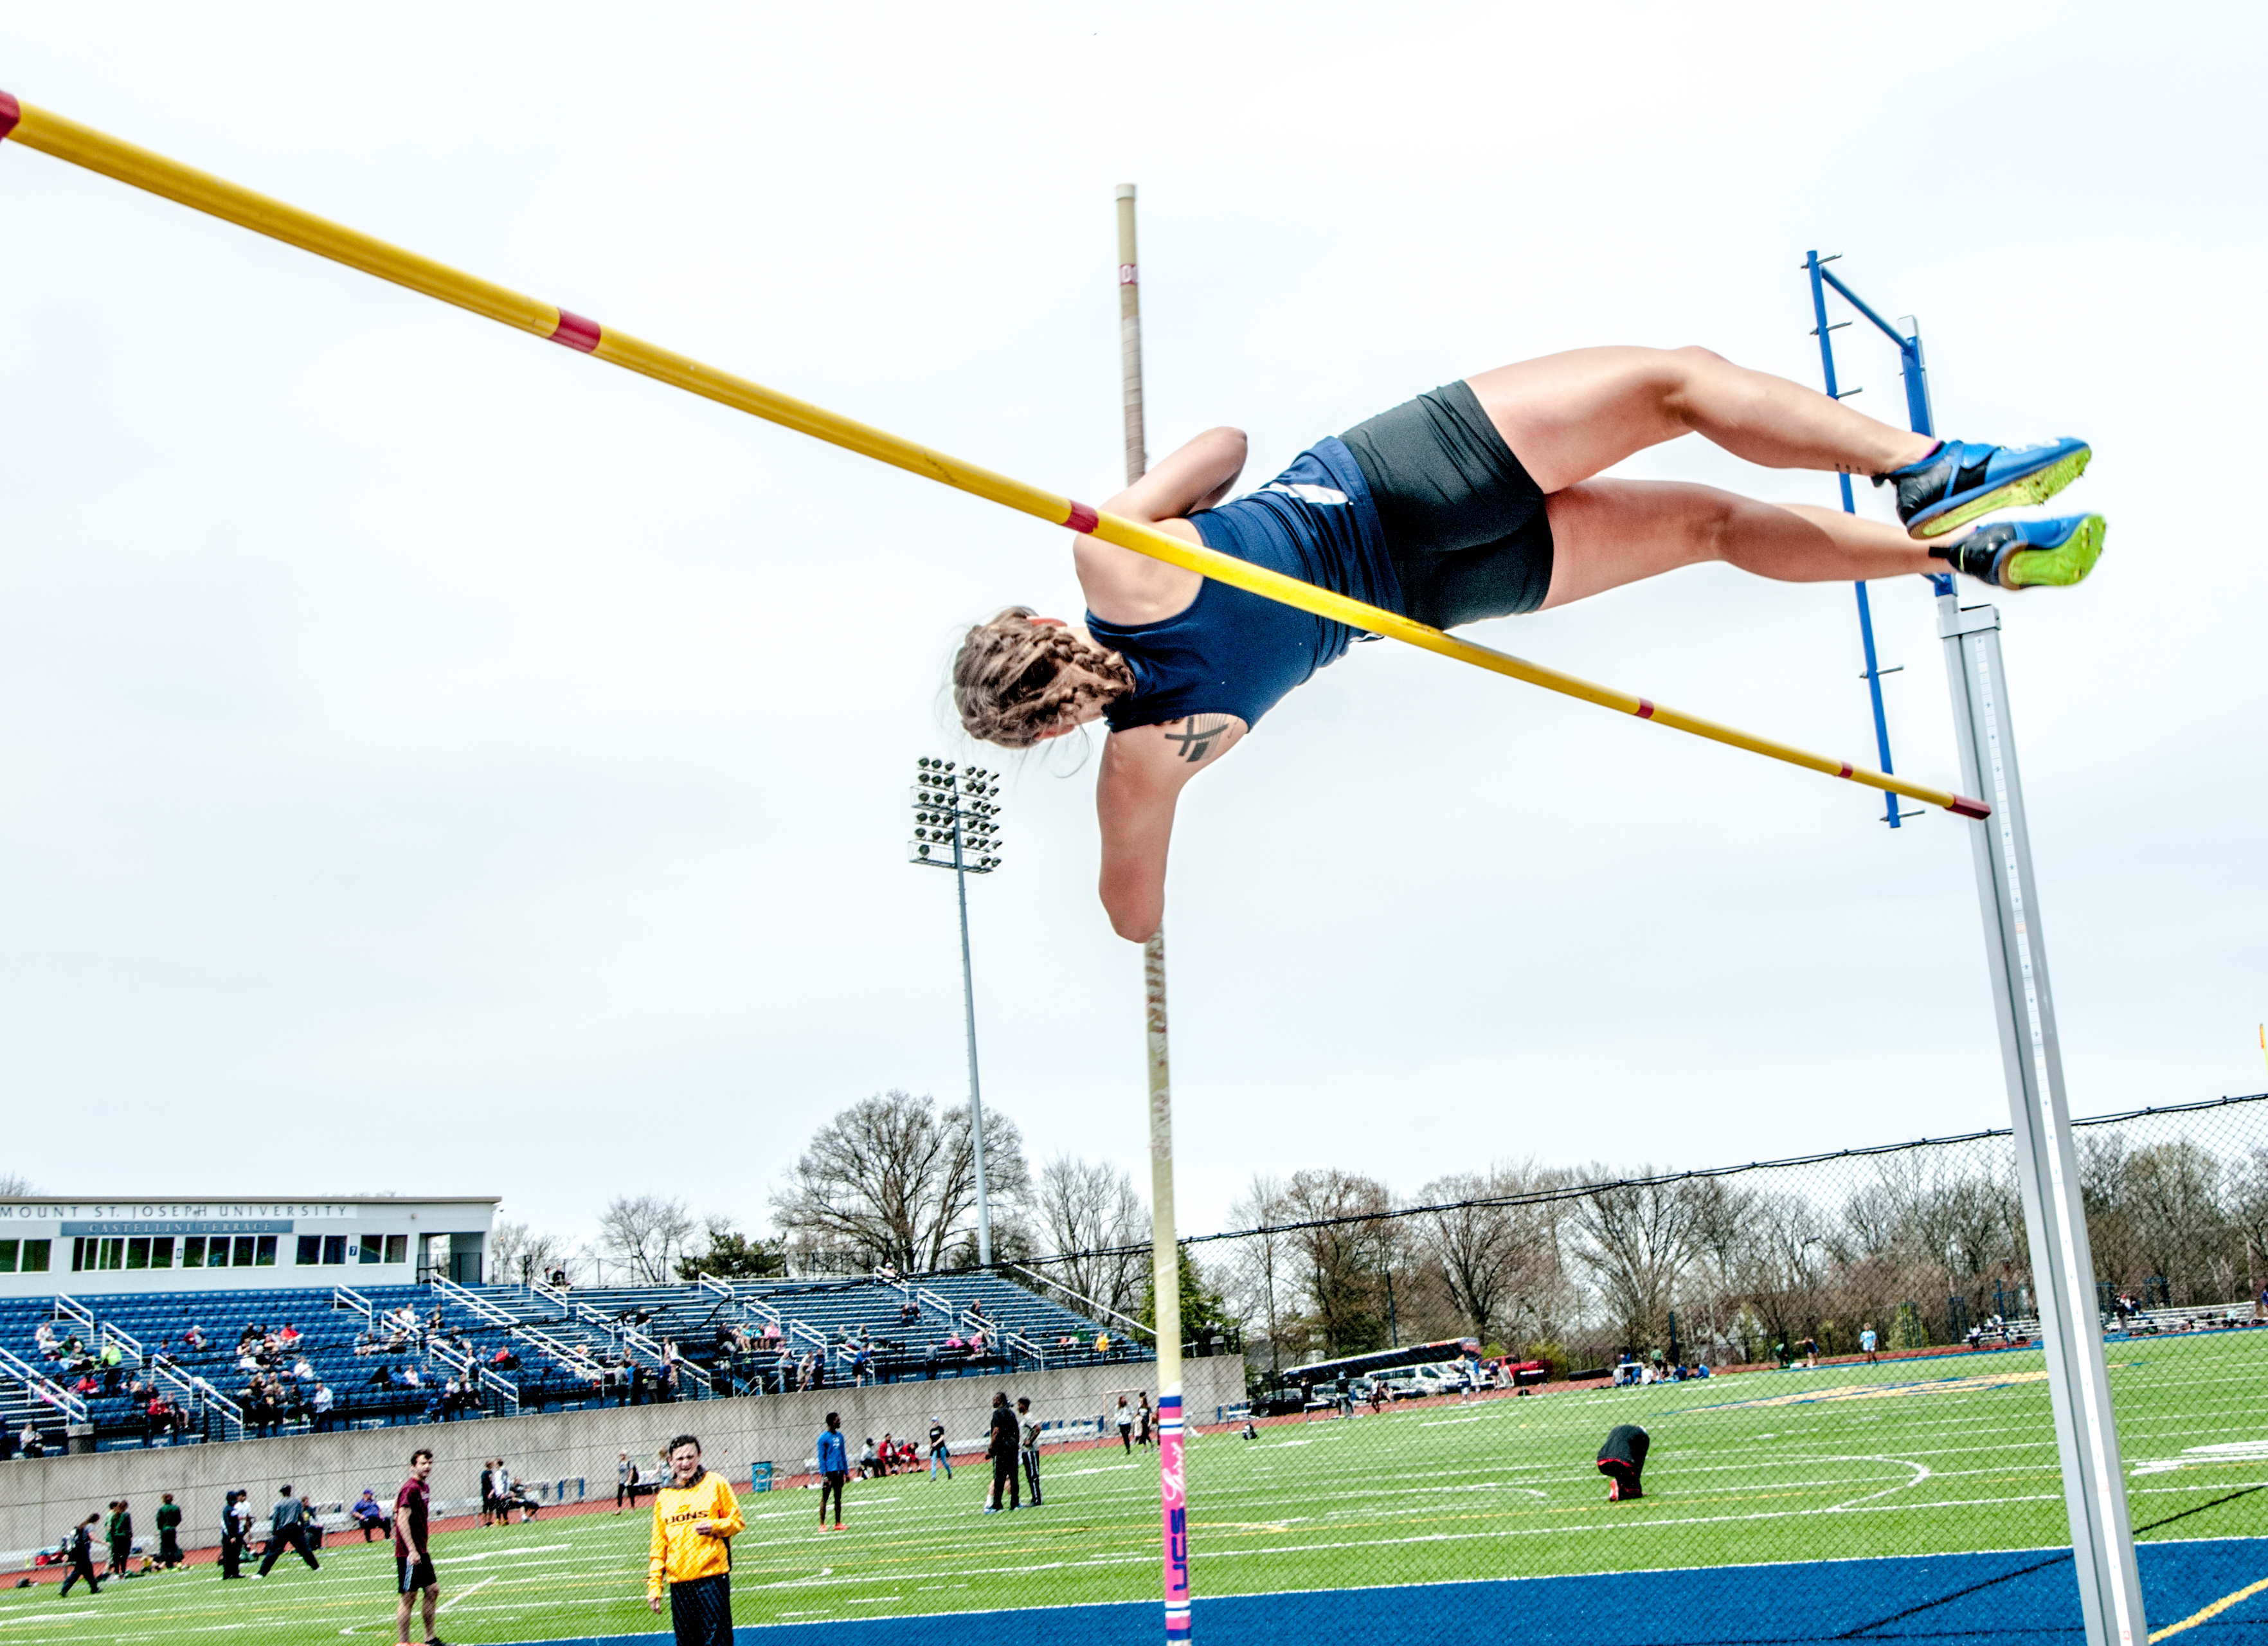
[953,607,1135,749]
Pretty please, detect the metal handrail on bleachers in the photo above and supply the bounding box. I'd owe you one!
[0,1343,87,1424]
[332,1285,375,1323]
[51,1295,95,1332]
[428,1334,521,1413]
[429,1277,602,1388]
[148,1357,244,1440]
[1004,1262,1156,1341]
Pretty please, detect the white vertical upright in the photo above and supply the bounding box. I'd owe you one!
[1117,180,1191,1646]
[1939,593,2145,1646]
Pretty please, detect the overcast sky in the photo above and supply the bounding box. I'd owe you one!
[2,2,2261,1255]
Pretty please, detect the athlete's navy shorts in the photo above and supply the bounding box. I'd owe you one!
[1340,379,1554,628]
[670,1572,734,1646]
[396,1553,437,1593]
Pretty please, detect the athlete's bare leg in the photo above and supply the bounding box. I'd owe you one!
[1466,346,1936,494]
[1540,480,1934,609]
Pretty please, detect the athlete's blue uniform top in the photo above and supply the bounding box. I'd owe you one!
[1085,438,1402,732]
[816,1428,848,1474]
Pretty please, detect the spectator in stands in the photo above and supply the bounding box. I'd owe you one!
[100,1341,125,1395]
[257,1484,321,1576]
[899,1299,919,1326]
[19,1420,42,1458]
[928,1417,952,1480]
[278,1323,300,1348]
[312,1382,334,1430]
[61,1513,102,1596]
[967,1329,986,1360]
[352,1489,387,1540]
[944,1330,964,1353]
[1094,1330,1111,1355]
[183,1323,206,1352]
[33,1323,58,1360]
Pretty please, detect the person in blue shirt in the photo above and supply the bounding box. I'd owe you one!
[950,346,2100,942]
[815,1413,849,1532]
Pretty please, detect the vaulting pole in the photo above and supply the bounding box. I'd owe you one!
[0,92,1985,820]
[1117,183,1190,1646]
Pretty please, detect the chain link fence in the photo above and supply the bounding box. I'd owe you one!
[10,1095,2264,1643]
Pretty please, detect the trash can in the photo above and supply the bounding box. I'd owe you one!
[65,1424,95,1456]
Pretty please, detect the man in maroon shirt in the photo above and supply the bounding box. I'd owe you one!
[393,1447,443,1646]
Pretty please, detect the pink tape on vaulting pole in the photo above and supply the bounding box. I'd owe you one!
[1158,1395,1189,1641]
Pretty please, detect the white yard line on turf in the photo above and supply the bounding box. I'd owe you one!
[437,1574,496,1614]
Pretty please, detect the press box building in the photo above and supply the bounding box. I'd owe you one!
[0,1196,500,1293]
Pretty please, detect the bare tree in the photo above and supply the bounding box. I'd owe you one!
[1032,1156,1148,1319]
[491,1222,579,1287]
[0,1171,34,1196]
[597,1194,698,1284]
[1413,1161,1576,1347]
[1225,1175,1293,1375]
[1280,1168,1393,1356]
[1570,1168,1707,1354]
[771,1090,1030,1274]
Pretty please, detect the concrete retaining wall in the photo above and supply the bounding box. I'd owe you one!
[0,1355,1244,1557]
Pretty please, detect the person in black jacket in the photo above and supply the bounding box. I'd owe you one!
[60,1514,102,1596]
[984,1392,1020,1513]
[1596,1424,1650,1501]
[217,1492,245,1579]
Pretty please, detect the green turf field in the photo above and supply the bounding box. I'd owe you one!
[8,1334,2264,1643]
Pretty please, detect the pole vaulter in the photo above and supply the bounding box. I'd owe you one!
[0,90,2092,831]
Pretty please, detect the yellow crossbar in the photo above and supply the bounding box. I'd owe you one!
[0,91,1986,820]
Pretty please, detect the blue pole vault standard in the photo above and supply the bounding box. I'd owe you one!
[1804,251,1901,828]
[1802,251,2146,1646]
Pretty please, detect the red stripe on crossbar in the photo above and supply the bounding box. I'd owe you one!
[548,309,602,353]
[1949,794,1992,819]
[1635,699,1655,719]
[0,91,21,143]
[1839,762,1853,779]
[1065,502,1099,534]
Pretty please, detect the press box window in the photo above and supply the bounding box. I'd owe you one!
[385,1234,409,1264]
[296,1236,322,1266]
[71,1238,125,1271]
[183,1236,206,1267]
[125,1236,174,1270]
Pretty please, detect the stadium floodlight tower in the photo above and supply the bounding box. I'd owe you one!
[908,756,1005,1267]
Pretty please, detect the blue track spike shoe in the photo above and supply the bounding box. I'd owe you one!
[1875,437,2092,539]
[1929,514,2105,589]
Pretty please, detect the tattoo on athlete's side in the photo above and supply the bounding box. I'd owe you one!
[1166,717,1231,764]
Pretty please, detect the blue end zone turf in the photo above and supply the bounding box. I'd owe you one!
[510,1535,2268,1646]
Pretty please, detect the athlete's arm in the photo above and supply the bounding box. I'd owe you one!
[1095,713,1246,941]
[1075,427,1246,624]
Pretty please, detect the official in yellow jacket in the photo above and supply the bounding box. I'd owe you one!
[647,1434,745,1646]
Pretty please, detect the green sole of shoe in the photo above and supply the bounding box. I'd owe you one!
[2003,514,2106,588]
[1913,446,2093,539]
